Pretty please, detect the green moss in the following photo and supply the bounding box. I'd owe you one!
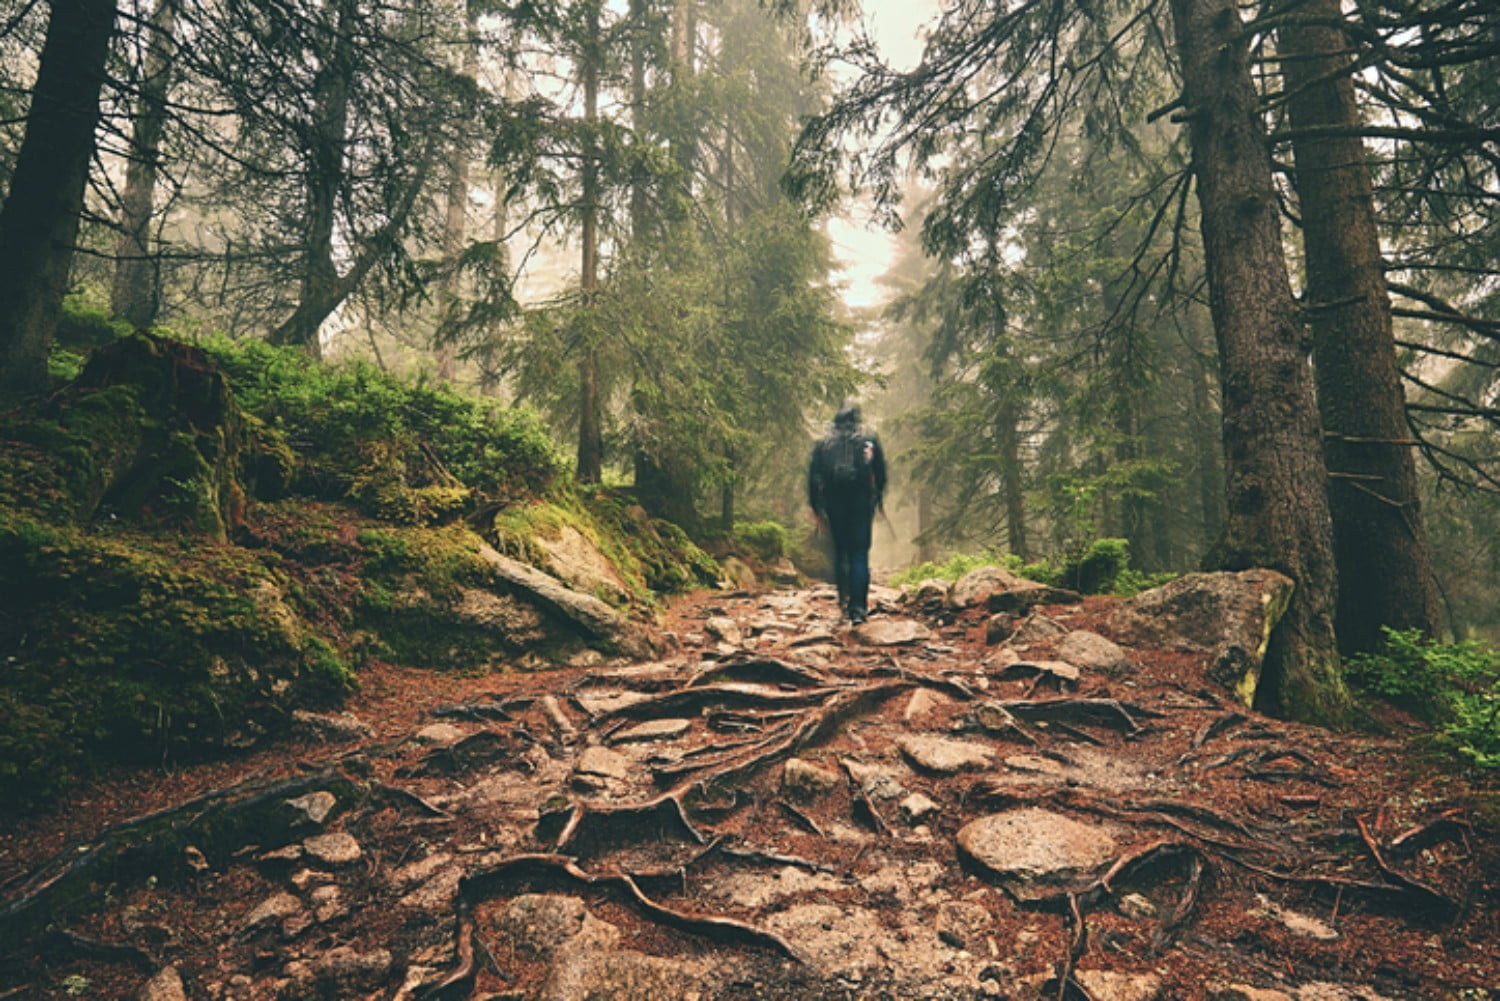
[0,512,353,804]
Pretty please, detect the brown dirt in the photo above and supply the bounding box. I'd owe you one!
[1,583,1496,1001]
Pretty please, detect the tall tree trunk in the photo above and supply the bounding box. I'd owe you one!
[0,0,117,401]
[1171,0,1349,722]
[1190,320,1224,552]
[110,0,177,330]
[436,4,480,384]
[575,0,604,484]
[1278,0,1442,653]
[997,399,1029,560]
[269,0,355,359]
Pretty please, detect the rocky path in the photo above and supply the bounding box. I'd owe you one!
[1,576,1496,1000]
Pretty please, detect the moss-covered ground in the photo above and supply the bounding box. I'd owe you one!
[0,334,717,805]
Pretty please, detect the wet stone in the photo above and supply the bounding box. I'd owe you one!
[898,734,995,773]
[1074,970,1164,1001]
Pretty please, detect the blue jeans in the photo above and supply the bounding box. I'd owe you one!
[827,496,874,618]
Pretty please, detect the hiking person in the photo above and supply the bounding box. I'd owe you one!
[807,403,886,624]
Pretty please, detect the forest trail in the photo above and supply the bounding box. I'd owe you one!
[1,581,1496,1000]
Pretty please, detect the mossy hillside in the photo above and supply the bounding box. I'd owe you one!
[3,335,717,803]
[0,511,353,804]
[491,489,719,606]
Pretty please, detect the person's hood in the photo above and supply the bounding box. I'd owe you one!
[834,404,861,429]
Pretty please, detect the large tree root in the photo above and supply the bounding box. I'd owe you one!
[0,768,365,948]
[456,853,804,962]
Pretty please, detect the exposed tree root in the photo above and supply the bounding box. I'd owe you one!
[1387,809,1471,859]
[459,853,804,962]
[991,697,1165,735]
[688,656,834,690]
[554,791,708,854]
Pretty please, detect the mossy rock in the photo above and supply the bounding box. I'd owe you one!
[0,512,353,804]
[1,333,294,540]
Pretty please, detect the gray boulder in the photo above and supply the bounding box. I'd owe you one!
[1107,569,1294,706]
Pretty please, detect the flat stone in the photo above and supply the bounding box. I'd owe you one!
[841,758,907,800]
[703,616,743,645]
[1057,630,1133,675]
[957,809,1123,901]
[291,710,371,742]
[995,660,1081,686]
[499,894,592,958]
[391,852,455,889]
[302,832,362,866]
[1209,986,1294,1001]
[612,718,690,743]
[1012,614,1068,646]
[1250,893,1340,941]
[1003,754,1072,777]
[898,734,995,773]
[790,629,838,647]
[1118,892,1158,919]
[781,758,842,800]
[1074,970,1164,1001]
[138,966,186,1001]
[903,688,950,722]
[575,746,631,781]
[241,891,302,932]
[573,693,651,717]
[852,618,933,646]
[284,947,392,994]
[414,722,466,745]
[283,791,338,826]
[399,866,464,914]
[309,885,344,923]
[717,865,844,910]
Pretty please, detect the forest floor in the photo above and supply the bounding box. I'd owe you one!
[1,581,1497,1001]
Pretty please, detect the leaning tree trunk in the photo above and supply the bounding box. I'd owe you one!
[1278,0,1442,654]
[1170,0,1349,723]
[0,0,117,401]
[110,0,178,330]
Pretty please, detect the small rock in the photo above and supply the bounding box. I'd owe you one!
[498,894,592,958]
[704,616,743,645]
[949,566,1031,609]
[720,556,757,589]
[284,947,392,996]
[241,891,302,933]
[1249,893,1339,941]
[853,619,933,646]
[781,758,842,800]
[898,792,939,824]
[1208,986,1294,1001]
[903,688,949,722]
[302,832,362,867]
[291,710,372,742]
[575,745,631,781]
[289,868,334,890]
[284,790,338,826]
[841,759,907,801]
[392,852,455,889]
[1118,892,1158,919]
[574,691,651,717]
[612,718,691,743]
[985,613,1021,645]
[414,722,466,745]
[257,844,304,864]
[1012,614,1068,646]
[1003,754,1071,777]
[768,558,801,584]
[309,885,344,922]
[1074,969,1163,1001]
[898,734,995,773]
[1057,630,1133,675]
[139,966,187,1001]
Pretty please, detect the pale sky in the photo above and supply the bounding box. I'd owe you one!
[824,0,939,313]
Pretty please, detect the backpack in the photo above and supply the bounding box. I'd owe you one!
[823,429,873,490]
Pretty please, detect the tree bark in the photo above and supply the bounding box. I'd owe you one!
[1278,0,1442,653]
[110,0,178,330]
[268,0,356,359]
[1170,0,1349,722]
[998,399,1029,561]
[436,4,480,385]
[575,0,604,484]
[0,0,117,400]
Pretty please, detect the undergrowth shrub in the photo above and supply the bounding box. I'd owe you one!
[1346,628,1500,769]
[892,539,1177,596]
[734,520,789,562]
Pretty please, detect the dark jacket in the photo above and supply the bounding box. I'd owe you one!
[808,406,886,518]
